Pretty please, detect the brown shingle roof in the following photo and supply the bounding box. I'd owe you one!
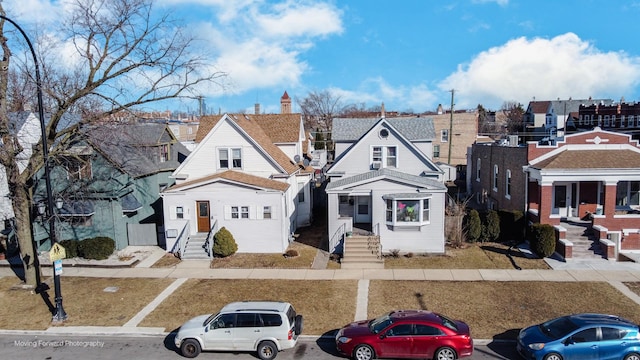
[532,150,640,169]
[529,101,550,114]
[250,113,301,143]
[195,114,300,174]
[167,170,290,192]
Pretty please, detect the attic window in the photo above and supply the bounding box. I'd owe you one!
[379,129,389,138]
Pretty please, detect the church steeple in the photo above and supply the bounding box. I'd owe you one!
[281,91,291,114]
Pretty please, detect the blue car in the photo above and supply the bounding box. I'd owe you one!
[517,313,640,360]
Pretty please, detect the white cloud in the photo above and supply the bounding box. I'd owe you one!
[439,33,640,109]
[3,0,66,23]
[328,77,439,112]
[185,0,343,97]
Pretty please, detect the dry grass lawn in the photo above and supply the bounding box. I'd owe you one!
[139,279,357,336]
[210,241,318,268]
[625,282,640,296]
[0,276,173,329]
[384,242,550,269]
[368,281,640,339]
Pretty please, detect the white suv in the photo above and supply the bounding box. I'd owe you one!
[175,301,303,359]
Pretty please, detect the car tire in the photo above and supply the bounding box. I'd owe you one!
[353,344,375,360]
[435,346,457,360]
[257,340,278,360]
[180,339,201,358]
[294,315,304,335]
[543,353,563,360]
[624,353,640,360]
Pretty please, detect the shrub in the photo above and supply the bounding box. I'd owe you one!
[213,227,238,257]
[464,209,482,243]
[388,249,401,258]
[498,209,525,242]
[283,249,299,258]
[78,237,115,260]
[480,210,500,242]
[528,224,556,258]
[59,240,79,258]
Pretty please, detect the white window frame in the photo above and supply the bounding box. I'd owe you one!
[218,147,242,170]
[433,144,440,158]
[240,206,249,219]
[370,145,397,169]
[441,129,449,142]
[263,206,272,219]
[493,164,499,192]
[231,206,239,219]
[476,158,481,182]
[384,197,431,226]
[176,206,184,219]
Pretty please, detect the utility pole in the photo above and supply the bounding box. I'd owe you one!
[448,89,455,164]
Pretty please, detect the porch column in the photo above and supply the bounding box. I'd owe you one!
[539,181,555,225]
[603,180,617,217]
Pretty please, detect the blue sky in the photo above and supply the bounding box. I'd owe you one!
[7,0,640,114]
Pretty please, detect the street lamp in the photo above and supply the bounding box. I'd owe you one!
[0,15,67,323]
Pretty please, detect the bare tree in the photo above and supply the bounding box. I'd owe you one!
[0,0,225,286]
[296,90,343,131]
[502,101,525,134]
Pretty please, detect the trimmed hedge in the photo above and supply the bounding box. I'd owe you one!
[59,240,79,258]
[480,210,500,242]
[77,237,115,260]
[213,227,238,258]
[528,223,556,258]
[464,209,482,243]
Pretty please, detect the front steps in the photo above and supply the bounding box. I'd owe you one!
[181,233,211,260]
[341,235,384,269]
[563,221,605,260]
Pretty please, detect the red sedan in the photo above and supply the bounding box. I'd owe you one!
[335,310,473,360]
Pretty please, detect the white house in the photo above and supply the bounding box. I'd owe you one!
[326,117,447,256]
[161,113,313,255]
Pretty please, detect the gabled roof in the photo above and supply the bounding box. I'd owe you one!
[196,114,300,175]
[531,149,640,170]
[527,101,551,114]
[332,117,435,141]
[166,170,290,192]
[83,123,188,178]
[326,168,446,191]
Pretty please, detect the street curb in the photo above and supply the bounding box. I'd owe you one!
[0,329,510,345]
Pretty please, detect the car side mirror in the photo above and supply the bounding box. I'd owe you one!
[379,333,387,339]
[564,337,574,345]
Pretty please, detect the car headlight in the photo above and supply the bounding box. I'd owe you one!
[337,336,352,344]
[528,343,545,351]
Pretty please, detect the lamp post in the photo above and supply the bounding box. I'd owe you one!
[0,15,67,322]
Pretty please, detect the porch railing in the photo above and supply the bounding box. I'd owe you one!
[329,223,345,253]
[175,221,190,259]
[368,222,382,259]
[204,220,219,259]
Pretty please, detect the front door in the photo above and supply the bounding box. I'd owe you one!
[197,201,211,232]
[554,184,571,217]
[354,196,371,223]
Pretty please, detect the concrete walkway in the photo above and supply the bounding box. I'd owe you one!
[1,246,640,339]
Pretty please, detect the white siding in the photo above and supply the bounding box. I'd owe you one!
[163,183,288,253]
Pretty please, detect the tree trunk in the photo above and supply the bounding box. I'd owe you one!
[11,169,42,287]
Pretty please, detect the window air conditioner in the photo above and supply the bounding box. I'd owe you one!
[372,161,382,169]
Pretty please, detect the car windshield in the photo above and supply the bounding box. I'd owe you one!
[369,314,393,334]
[437,314,459,331]
[204,313,219,327]
[539,316,579,340]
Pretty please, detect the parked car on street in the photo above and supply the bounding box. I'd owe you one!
[174,301,303,359]
[335,309,473,360]
[517,313,640,360]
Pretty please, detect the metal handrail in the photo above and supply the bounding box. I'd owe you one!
[176,221,190,259]
[329,223,345,253]
[205,220,219,258]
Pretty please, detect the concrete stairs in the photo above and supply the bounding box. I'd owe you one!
[563,221,605,260]
[181,233,211,260]
[341,235,384,269]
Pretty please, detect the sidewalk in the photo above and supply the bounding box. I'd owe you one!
[1,246,640,340]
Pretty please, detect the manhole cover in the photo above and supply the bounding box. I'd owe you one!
[103,286,119,293]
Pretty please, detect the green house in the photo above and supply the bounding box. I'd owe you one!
[33,122,190,251]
